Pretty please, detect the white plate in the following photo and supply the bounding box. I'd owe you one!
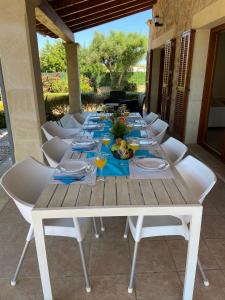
[90,116,101,121]
[58,159,88,173]
[72,140,96,148]
[135,158,169,170]
[139,138,157,146]
[84,124,102,129]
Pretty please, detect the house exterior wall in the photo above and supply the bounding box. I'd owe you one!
[149,0,225,143]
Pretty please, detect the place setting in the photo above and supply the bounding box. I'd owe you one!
[51,158,96,185]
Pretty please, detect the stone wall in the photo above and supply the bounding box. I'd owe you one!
[149,0,218,132]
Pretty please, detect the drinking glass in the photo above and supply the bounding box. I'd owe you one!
[102,134,111,149]
[95,153,107,181]
[100,113,107,121]
[129,138,140,162]
[124,110,130,117]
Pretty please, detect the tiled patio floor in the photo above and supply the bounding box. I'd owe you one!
[1,148,225,299]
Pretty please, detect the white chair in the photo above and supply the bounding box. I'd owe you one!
[42,137,69,168]
[144,112,158,125]
[41,121,81,141]
[41,138,105,232]
[124,155,216,293]
[0,157,93,292]
[59,114,82,128]
[161,137,188,164]
[73,112,89,124]
[148,119,169,144]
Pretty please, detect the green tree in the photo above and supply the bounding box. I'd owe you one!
[90,31,147,88]
[78,46,106,92]
[40,40,66,72]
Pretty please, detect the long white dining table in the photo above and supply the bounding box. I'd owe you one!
[32,114,202,300]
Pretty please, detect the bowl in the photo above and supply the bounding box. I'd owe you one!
[111,149,133,160]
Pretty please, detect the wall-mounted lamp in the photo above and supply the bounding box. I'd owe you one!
[154,15,163,27]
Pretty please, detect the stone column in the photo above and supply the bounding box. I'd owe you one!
[0,0,46,162]
[64,42,81,113]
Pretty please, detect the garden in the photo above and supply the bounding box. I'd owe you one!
[0,30,147,127]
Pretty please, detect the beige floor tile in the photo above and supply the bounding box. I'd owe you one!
[52,276,86,300]
[0,276,87,300]
[0,221,29,247]
[135,272,182,300]
[94,217,126,242]
[46,237,91,277]
[0,277,42,300]
[0,201,24,224]
[203,198,220,216]
[89,240,130,275]
[167,239,219,271]
[201,215,225,239]
[0,240,40,279]
[179,269,225,300]
[205,239,225,269]
[129,239,176,273]
[86,275,135,300]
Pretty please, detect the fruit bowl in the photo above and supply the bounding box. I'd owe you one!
[111,139,133,160]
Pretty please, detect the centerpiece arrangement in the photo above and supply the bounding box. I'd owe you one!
[110,112,134,160]
[111,138,133,160]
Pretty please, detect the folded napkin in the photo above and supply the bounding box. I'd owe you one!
[53,174,86,185]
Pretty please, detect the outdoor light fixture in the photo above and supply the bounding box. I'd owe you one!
[154,15,163,27]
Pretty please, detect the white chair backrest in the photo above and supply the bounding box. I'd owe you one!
[0,157,54,223]
[60,114,82,128]
[150,119,169,143]
[73,112,86,124]
[144,112,158,125]
[42,137,69,168]
[161,137,188,164]
[176,155,217,204]
[41,121,80,141]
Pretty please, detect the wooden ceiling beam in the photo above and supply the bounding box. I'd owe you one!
[51,0,116,14]
[70,5,151,32]
[35,0,74,42]
[50,0,89,11]
[54,0,131,17]
[63,0,152,24]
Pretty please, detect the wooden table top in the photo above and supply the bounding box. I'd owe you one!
[34,114,199,212]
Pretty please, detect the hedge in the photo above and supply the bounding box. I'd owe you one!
[0,91,142,127]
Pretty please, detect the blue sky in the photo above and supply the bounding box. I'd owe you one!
[37,10,152,49]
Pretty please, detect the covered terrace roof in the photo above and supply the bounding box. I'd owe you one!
[36,0,156,38]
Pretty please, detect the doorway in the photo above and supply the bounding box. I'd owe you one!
[198,24,225,160]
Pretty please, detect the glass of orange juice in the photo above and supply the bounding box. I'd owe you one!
[129,138,140,161]
[102,134,111,148]
[95,153,107,181]
[124,110,130,117]
[100,113,106,121]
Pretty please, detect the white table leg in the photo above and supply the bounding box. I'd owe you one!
[183,207,203,300]
[33,214,53,300]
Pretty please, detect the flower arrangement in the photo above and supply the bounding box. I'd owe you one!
[111,118,129,139]
[111,139,133,160]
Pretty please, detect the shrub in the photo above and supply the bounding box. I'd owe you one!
[80,75,93,93]
[123,81,137,92]
[42,73,68,93]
